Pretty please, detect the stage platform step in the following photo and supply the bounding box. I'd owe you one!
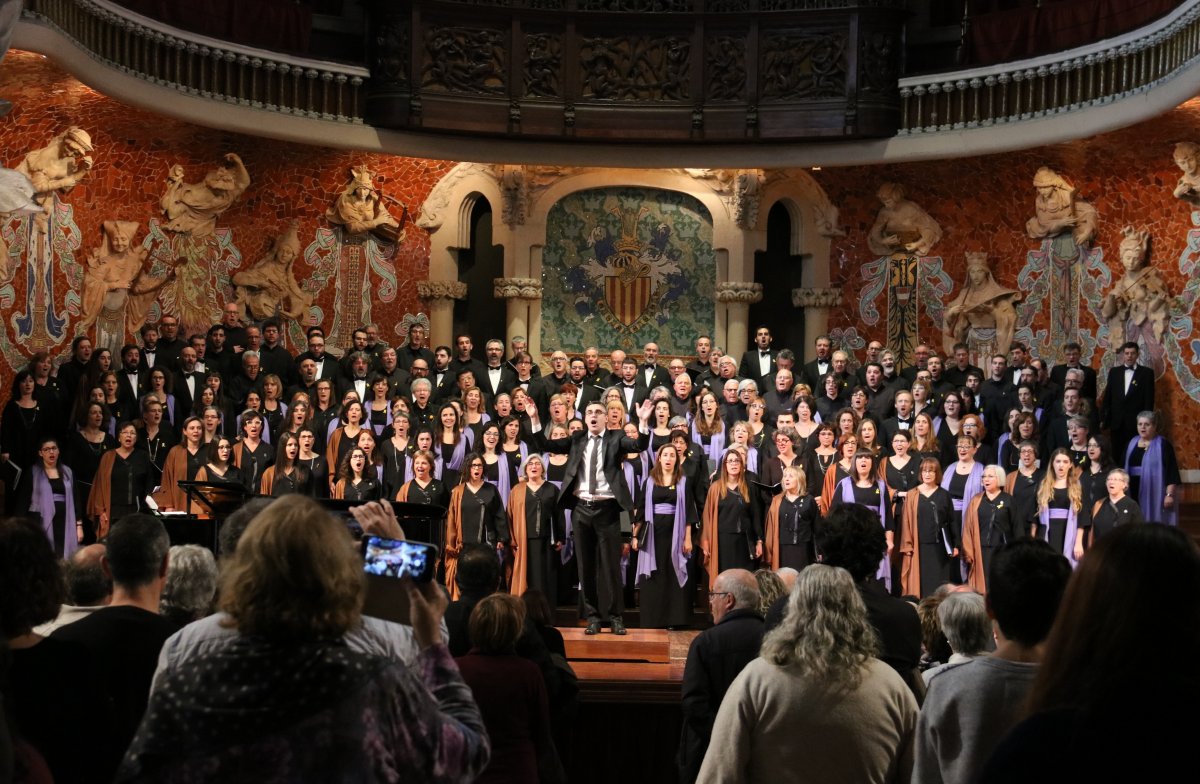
[562,626,671,663]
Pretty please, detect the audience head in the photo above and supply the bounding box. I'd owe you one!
[918,594,953,665]
[754,569,787,617]
[455,543,503,599]
[0,516,64,637]
[711,568,758,623]
[105,513,170,590]
[987,538,1071,648]
[220,496,364,642]
[218,497,274,559]
[160,545,219,625]
[64,543,112,606]
[520,589,555,628]
[761,564,879,688]
[816,503,887,582]
[468,593,526,654]
[937,592,991,656]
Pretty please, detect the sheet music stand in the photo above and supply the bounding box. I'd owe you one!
[172,481,256,552]
[317,498,446,550]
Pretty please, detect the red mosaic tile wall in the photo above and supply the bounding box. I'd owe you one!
[0,51,454,357]
[814,100,1200,467]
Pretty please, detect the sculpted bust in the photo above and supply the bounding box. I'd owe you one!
[1025,166,1098,246]
[15,126,93,231]
[942,252,1020,357]
[160,153,251,238]
[232,221,314,322]
[1172,142,1200,204]
[1100,226,1170,347]
[867,182,942,258]
[326,165,402,242]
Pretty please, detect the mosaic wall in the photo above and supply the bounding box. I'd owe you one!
[540,187,716,355]
[0,51,453,368]
[815,98,1200,466]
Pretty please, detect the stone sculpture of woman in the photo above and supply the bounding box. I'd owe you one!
[1171,142,1200,204]
[867,182,942,258]
[942,252,1021,357]
[1100,226,1170,347]
[160,153,251,238]
[232,221,314,321]
[1026,166,1098,246]
[326,165,402,242]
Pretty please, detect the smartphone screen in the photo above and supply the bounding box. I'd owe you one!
[362,536,439,582]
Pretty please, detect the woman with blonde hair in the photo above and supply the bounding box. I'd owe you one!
[960,464,1017,592]
[121,495,489,782]
[701,448,763,585]
[763,464,818,570]
[1034,448,1089,566]
[699,565,918,783]
[506,453,562,598]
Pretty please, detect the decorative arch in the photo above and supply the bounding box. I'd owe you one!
[417,163,842,360]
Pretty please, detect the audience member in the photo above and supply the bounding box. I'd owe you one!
[456,593,564,784]
[32,542,112,635]
[921,591,991,684]
[915,538,1071,783]
[697,565,918,783]
[119,495,490,782]
[159,544,219,626]
[678,568,763,784]
[982,525,1200,782]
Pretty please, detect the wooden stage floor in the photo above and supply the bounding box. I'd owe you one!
[559,626,699,703]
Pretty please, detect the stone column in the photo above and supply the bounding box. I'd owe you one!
[715,281,763,356]
[493,276,543,354]
[791,287,843,362]
[416,280,468,346]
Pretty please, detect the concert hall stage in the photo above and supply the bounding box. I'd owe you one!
[557,625,701,784]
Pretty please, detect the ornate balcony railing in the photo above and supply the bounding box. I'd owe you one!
[23,0,369,123]
[363,0,908,142]
[898,0,1200,134]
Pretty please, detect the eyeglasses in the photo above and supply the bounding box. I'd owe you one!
[708,591,732,600]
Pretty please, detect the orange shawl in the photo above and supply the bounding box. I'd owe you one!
[259,466,277,495]
[506,483,530,598]
[442,484,467,599]
[959,494,989,594]
[820,461,850,515]
[152,445,192,512]
[700,483,724,591]
[762,494,784,570]
[898,486,923,598]
[87,451,116,538]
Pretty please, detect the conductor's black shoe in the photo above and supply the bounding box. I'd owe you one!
[585,620,601,635]
[610,618,628,635]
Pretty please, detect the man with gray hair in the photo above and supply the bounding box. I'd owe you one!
[160,544,219,626]
[922,591,992,685]
[52,514,178,780]
[678,568,763,784]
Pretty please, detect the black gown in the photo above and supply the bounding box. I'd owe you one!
[459,483,508,546]
[66,431,115,521]
[638,483,696,628]
[1035,487,1090,556]
[884,457,920,519]
[912,488,955,598]
[47,474,68,556]
[341,476,381,502]
[108,450,152,521]
[974,491,1016,584]
[301,455,329,499]
[775,494,819,571]
[713,488,761,573]
[1089,495,1144,541]
[1009,469,1043,534]
[520,482,562,597]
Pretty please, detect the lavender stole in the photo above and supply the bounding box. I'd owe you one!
[941,462,984,515]
[1126,435,1178,526]
[165,394,176,426]
[691,421,726,466]
[546,457,574,564]
[30,466,78,558]
[745,446,759,474]
[1039,505,1080,568]
[636,477,690,588]
[839,477,891,591]
[443,436,468,473]
[997,433,1010,460]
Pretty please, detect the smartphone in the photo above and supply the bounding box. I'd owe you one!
[361,536,439,582]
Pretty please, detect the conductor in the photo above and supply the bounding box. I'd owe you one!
[533,398,652,634]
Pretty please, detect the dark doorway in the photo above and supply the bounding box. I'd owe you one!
[453,197,506,348]
[749,202,806,357]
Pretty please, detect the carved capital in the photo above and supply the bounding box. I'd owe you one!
[715,281,763,304]
[791,287,843,309]
[494,277,543,299]
[417,279,468,301]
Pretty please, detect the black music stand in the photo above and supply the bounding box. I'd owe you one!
[317,498,446,549]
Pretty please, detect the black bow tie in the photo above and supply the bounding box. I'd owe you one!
[760,351,770,357]
[144,349,155,355]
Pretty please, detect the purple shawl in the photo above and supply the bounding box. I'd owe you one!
[838,476,890,591]
[484,453,513,507]
[30,465,78,558]
[442,435,468,473]
[942,461,984,513]
[636,477,690,588]
[1039,504,1080,568]
[545,458,574,564]
[1125,435,1178,526]
[691,420,726,466]
[165,394,176,426]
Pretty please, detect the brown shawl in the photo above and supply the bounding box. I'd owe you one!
[87,451,116,537]
[152,445,192,512]
[442,484,467,600]
[898,486,924,598]
[762,494,784,570]
[959,494,989,594]
[700,483,724,591]
[506,483,530,598]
